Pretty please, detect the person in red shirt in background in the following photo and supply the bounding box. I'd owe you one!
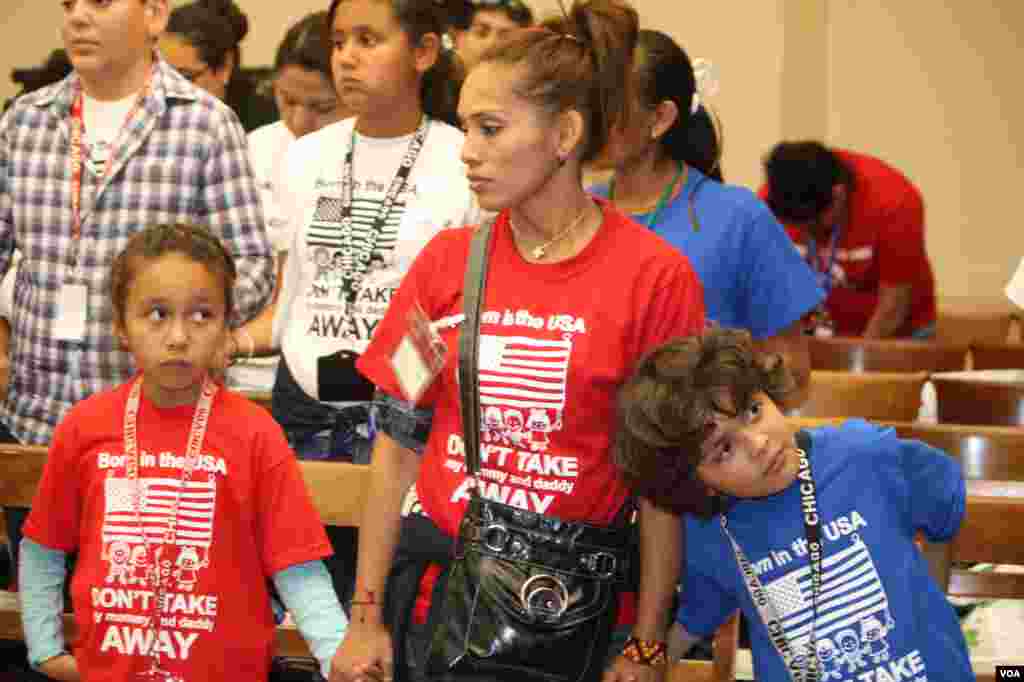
[760,141,936,338]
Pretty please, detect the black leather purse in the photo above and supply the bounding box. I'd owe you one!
[424,221,634,682]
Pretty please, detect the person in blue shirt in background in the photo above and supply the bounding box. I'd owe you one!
[615,327,972,682]
[592,30,822,407]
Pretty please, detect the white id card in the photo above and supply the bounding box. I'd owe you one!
[390,301,448,403]
[53,283,88,342]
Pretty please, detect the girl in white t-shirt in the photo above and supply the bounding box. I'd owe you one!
[228,12,349,393]
[231,0,478,607]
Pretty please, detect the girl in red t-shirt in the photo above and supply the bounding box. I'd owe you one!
[21,224,347,681]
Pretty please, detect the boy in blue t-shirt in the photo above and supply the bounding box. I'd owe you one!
[615,328,973,682]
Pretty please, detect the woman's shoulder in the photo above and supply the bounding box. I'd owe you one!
[425,118,466,146]
[601,200,699,272]
[247,120,292,148]
[688,175,775,222]
[288,117,356,159]
[419,119,469,170]
[424,223,477,254]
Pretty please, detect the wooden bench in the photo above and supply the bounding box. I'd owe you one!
[930,370,1024,427]
[933,481,1024,682]
[808,337,967,373]
[0,444,739,679]
[935,303,1017,347]
[795,371,928,421]
[969,342,1024,371]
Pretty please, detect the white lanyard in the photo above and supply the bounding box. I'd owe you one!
[336,118,430,305]
[122,375,217,676]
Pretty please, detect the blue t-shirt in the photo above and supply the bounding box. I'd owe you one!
[592,170,823,339]
[678,420,971,682]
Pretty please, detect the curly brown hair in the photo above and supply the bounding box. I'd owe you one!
[615,327,795,517]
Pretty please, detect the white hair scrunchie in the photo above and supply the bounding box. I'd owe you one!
[691,58,720,114]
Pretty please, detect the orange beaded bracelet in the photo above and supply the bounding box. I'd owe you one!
[621,636,668,666]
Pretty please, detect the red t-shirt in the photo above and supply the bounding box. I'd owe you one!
[761,149,936,336]
[24,381,332,682]
[357,200,705,538]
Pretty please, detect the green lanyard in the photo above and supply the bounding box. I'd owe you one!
[609,160,687,230]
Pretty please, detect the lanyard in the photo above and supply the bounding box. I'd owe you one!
[337,118,430,304]
[720,444,822,682]
[69,78,150,243]
[122,375,217,676]
[609,160,687,230]
[805,224,842,297]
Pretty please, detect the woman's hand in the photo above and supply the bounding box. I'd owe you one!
[328,621,394,682]
[38,653,80,681]
[602,655,665,682]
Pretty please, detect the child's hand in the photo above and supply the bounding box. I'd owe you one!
[328,622,393,681]
[38,653,80,681]
[602,655,665,682]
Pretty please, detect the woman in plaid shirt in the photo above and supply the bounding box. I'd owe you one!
[0,0,274,576]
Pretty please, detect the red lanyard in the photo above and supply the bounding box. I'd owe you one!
[122,375,217,675]
[68,79,149,240]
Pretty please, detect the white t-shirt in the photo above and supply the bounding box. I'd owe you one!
[220,122,297,393]
[82,92,138,178]
[246,121,298,254]
[1,251,20,320]
[224,122,306,394]
[273,117,480,400]
[1007,257,1024,309]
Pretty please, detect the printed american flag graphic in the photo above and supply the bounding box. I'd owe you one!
[767,535,890,649]
[102,476,217,549]
[478,335,572,411]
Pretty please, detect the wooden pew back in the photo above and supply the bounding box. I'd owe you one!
[969,343,1024,371]
[930,372,1024,427]
[808,337,967,373]
[797,371,927,422]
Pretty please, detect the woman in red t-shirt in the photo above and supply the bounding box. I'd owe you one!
[334,1,707,681]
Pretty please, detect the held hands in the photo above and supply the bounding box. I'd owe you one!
[38,653,80,681]
[328,622,394,682]
[602,655,665,682]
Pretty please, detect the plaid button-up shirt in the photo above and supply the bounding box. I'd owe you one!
[0,59,274,445]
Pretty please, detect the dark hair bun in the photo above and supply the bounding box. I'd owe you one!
[201,0,250,44]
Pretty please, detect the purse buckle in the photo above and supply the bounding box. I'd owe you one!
[520,574,569,622]
[482,523,510,553]
[581,551,618,579]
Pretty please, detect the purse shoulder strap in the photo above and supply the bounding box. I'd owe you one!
[459,216,496,477]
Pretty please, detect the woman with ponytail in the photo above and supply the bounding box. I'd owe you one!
[593,30,823,406]
[342,2,706,681]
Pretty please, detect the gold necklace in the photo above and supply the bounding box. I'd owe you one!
[512,203,591,260]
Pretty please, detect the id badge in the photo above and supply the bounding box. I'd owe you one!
[54,283,88,341]
[391,301,448,403]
